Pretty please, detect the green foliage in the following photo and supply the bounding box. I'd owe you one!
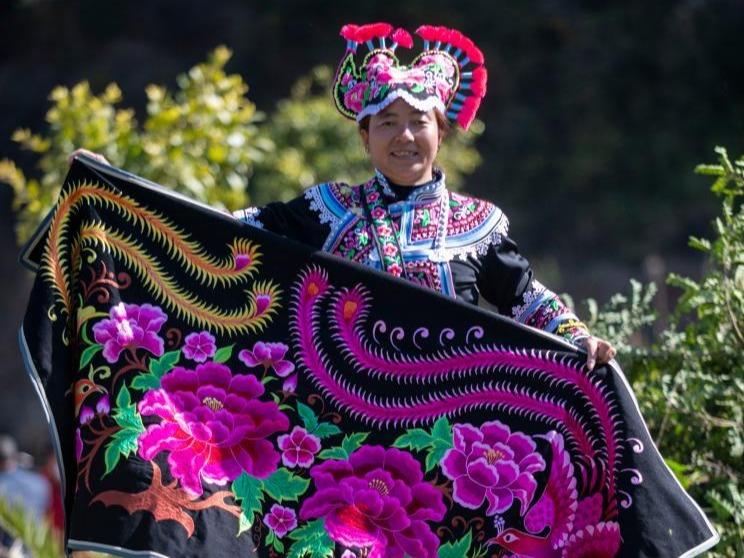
[317,432,369,461]
[131,349,181,391]
[0,496,63,558]
[286,518,334,558]
[104,384,145,475]
[582,147,744,557]
[393,416,453,472]
[438,530,472,558]
[249,65,483,205]
[0,46,269,244]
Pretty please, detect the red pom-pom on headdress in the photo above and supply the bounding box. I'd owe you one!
[456,96,482,130]
[354,22,393,42]
[391,28,413,49]
[470,66,488,96]
[340,24,360,42]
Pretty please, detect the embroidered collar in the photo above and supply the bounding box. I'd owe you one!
[374,168,447,204]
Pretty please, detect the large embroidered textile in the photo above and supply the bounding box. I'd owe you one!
[19,158,718,557]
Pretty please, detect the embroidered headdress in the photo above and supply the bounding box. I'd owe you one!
[332,23,488,130]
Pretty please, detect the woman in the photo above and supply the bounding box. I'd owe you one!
[72,22,615,367]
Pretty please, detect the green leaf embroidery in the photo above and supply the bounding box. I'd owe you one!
[297,402,319,431]
[79,344,102,369]
[103,427,141,476]
[148,349,181,378]
[312,422,342,439]
[317,447,348,460]
[287,519,334,558]
[340,432,368,455]
[261,468,310,503]
[131,349,181,391]
[431,416,452,442]
[232,472,264,534]
[130,373,162,391]
[392,428,432,451]
[115,385,132,409]
[438,530,472,558]
[213,344,234,363]
[393,421,453,473]
[425,438,453,473]
[103,388,146,477]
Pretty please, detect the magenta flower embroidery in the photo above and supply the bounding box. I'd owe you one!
[137,362,289,497]
[79,406,94,425]
[278,426,321,469]
[282,374,297,394]
[300,445,445,558]
[95,394,110,416]
[239,342,295,377]
[183,331,217,363]
[92,302,167,363]
[441,421,546,516]
[263,504,297,538]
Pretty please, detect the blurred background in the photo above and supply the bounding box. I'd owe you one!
[0,0,742,555]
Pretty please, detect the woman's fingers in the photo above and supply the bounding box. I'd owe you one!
[67,148,110,166]
[582,336,598,370]
[581,336,617,369]
[596,341,617,364]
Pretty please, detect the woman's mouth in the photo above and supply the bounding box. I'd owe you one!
[390,150,419,159]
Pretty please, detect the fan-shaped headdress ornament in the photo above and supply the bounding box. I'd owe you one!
[332,23,488,131]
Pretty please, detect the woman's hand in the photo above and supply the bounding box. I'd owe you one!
[67,148,110,166]
[579,336,617,369]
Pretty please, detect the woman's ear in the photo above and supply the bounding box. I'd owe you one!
[359,128,369,152]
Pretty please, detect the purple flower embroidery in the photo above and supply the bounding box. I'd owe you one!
[301,445,445,558]
[95,394,110,416]
[278,426,321,469]
[239,342,295,377]
[441,421,545,516]
[92,302,167,363]
[263,504,297,538]
[183,331,217,363]
[79,406,94,425]
[137,362,289,497]
[282,374,297,394]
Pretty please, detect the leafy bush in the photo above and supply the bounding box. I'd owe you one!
[0,46,269,244]
[583,147,744,557]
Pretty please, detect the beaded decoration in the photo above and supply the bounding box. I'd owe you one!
[332,23,488,130]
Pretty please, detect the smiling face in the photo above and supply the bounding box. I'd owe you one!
[360,98,442,186]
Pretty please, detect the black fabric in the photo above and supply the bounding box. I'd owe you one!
[18,158,718,558]
[252,189,533,309]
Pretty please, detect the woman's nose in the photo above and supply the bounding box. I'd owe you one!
[394,125,415,142]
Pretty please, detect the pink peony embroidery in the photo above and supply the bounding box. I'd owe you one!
[92,302,167,363]
[183,331,217,363]
[137,362,289,497]
[278,426,321,469]
[344,82,368,113]
[440,421,545,516]
[301,445,445,558]
[239,341,295,377]
[263,504,297,538]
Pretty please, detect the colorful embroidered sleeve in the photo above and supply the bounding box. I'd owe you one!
[475,236,590,345]
[232,193,330,250]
